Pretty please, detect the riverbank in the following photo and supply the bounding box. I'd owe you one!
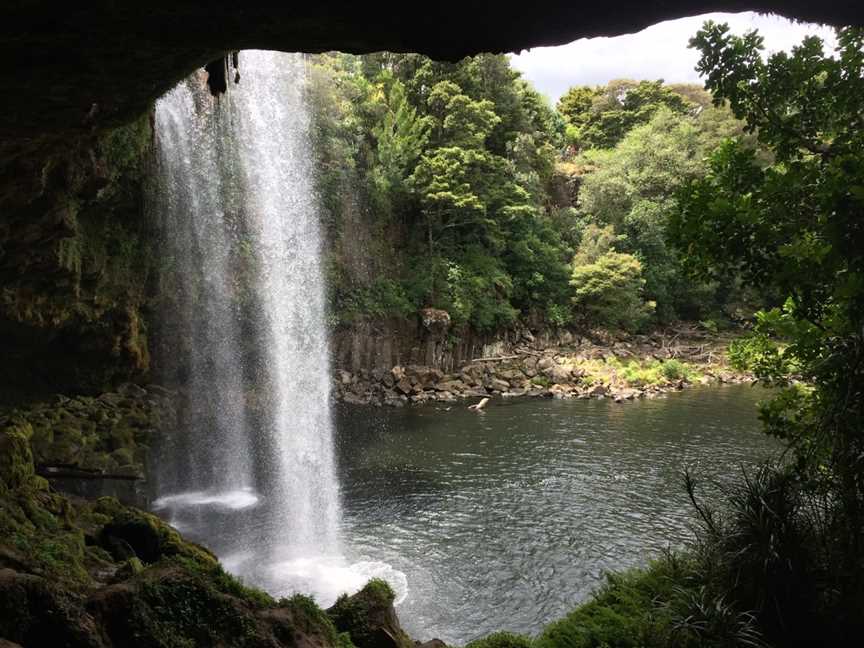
[333,326,751,407]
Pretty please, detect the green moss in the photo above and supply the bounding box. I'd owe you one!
[99,112,152,177]
[19,533,90,586]
[172,555,274,609]
[287,593,346,643]
[131,569,261,648]
[361,578,395,605]
[531,376,553,388]
[0,420,36,491]
[96,496,217,566]
[328,579,408,648]
[466,632,533,648]
[110,446,135,466]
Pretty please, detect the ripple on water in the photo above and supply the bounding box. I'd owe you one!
[334,385,780,644]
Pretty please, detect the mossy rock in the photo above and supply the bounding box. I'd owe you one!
[96,497,216,566]
[110,447,135,467]
[328,579,411,648]
[0,421,36,492]
[0,568,99,647]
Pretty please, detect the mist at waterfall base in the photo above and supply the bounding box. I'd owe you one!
[150,50,406,607]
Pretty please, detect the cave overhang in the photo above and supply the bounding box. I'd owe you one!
[3,1,863,162]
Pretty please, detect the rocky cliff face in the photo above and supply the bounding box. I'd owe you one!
[0,115,159,401]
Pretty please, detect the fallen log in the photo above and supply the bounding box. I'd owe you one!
[468,397,490,411]
[37,464,142,481]
[471,354,522,362]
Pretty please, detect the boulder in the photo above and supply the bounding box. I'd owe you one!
[0,568,99,647]
[328,580,412,648]
[96,498,216,565]
[522,356,539,377]
[419,308,451,337]
[459,363,486,382]
[588,384,608,397]
[536,357,555,372]
[415,640,447,648]
[485,378,510,393]
[547,365,574,385]
[435,380,465,393]
[497,368,525,382]
[405,365,444,389]
[395,378,413,395]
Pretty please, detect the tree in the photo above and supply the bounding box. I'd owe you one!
[570,224,653,331]
[559,79,695,150]
[371,75,431,211]
[672,22,864,632]
[577,105,744,320]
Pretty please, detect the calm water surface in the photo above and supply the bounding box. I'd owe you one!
[334,385,779,644]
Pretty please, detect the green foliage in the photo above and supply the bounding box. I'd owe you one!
[335,278,415,323]
[466,632,533,648]
[570,227,653,331]
[433,250,519,331]
[309,52,573,330]
[659,359,688,382]
[309,51,753,334]
[558,79,695,150]
[600,357,699,388]
[576,104,747,321]
[281,592,355,648]
[673,23,864,479]
[537,558,693,648]
[670,22,864,646]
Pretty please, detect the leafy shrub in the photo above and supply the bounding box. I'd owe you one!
[660,359,687,381]
[682,463,863,647]
[335,278,416,323]
[536,558,687,648]
[570,226,654,332]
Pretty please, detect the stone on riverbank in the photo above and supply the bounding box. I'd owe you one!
[333,328,751,408]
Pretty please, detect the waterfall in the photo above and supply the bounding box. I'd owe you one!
[150,51,353,600]
[230,51,341,557]
[151,79,253,498]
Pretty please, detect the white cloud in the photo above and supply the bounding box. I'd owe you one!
[509,12,838,104]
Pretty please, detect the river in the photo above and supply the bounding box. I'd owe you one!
[334,384,779,644]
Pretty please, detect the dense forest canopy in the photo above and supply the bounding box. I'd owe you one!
[308,51,762,333]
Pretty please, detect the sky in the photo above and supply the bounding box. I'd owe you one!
[509,12,838,104]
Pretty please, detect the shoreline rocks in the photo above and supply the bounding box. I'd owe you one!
[333,330,752,407]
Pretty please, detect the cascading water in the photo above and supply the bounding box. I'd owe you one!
[150,79,254,503]
[150,51,404,603]
[230,52,341,559]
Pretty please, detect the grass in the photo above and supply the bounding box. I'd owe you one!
[575,357,701,389]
